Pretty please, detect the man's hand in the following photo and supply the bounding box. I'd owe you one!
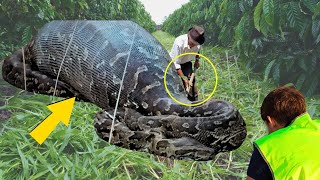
[183,79,189,90]
[194,59,200,69]
[177,69,190,91]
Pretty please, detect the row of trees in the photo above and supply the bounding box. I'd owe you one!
[0,0,156,60]
[162,0,320,96]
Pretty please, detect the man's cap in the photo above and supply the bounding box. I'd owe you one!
[188,26,205,45]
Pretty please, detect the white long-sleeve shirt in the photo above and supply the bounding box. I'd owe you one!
[169,34,201,69]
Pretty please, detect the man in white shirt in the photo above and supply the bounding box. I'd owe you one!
[169,26,205,101]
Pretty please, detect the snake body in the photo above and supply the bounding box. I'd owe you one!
[2,20,246,160]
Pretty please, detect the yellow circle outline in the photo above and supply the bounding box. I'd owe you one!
[164,52,218,107]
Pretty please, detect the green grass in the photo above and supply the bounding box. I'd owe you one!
[0,31,319,179]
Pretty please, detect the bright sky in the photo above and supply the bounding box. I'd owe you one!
[139,0,190,25]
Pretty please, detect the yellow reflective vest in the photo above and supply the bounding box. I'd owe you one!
[255,113,320,180]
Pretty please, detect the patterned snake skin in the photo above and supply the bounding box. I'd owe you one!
[2,20,246,161]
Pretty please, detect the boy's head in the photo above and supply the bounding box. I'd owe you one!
[260,86,306,133]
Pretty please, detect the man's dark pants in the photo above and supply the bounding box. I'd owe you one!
[180,61,197,101]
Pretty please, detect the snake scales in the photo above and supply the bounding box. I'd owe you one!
[2,20,246,161]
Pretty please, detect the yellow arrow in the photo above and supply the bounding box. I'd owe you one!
[29,97,76,144]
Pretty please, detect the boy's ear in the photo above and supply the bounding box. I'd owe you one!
[266,116,276,126]
[267,116,278,128]
[266,116,283,134]
[265,116,277,134]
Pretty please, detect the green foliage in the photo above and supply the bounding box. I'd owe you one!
[0,0,156,60]
[22,26,32,45]
[162,0,320,96]
[254,0,264,32]
[264,59,275,82]
[162,0,222,45]
[286,2,305,31]
[251,0,320,96]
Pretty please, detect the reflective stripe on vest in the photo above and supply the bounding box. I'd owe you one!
[255,113,320,180]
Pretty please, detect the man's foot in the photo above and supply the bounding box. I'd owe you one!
[187,85,198,101]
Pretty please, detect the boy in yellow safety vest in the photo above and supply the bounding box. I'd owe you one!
[247,86,320,180]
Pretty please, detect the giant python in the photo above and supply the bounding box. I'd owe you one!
[2,21,246,161]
